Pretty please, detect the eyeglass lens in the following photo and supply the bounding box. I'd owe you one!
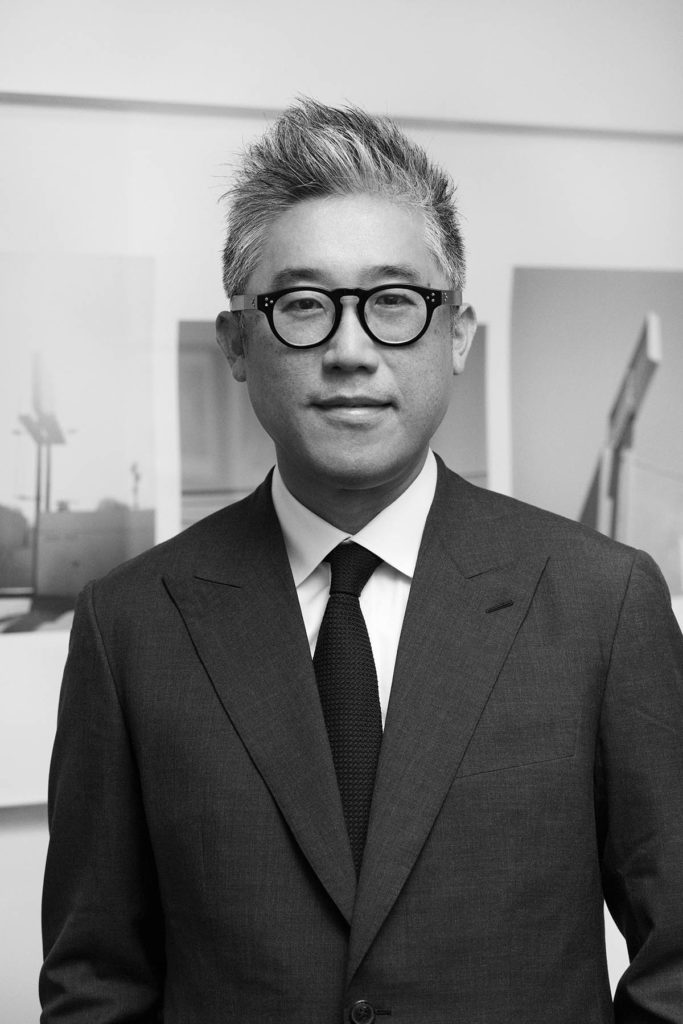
[272,288,428,347]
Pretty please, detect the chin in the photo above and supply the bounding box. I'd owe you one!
[312,448,417,492]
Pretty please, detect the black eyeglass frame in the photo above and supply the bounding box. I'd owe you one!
[229,284,463,348]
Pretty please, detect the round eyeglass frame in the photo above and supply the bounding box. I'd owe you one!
[229,284,463,349]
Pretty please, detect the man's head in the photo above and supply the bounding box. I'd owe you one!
[217,99,476,529]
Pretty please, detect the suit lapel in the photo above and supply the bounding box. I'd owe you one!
[163,480,357,923]
[347,464,548,980]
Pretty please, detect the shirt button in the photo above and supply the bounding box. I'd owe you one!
[349,1000,376,1024]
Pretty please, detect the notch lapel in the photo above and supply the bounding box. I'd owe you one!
[163,480,357,923]
[347,466,548,980]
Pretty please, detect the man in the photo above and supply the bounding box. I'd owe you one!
[41,99,683,1023]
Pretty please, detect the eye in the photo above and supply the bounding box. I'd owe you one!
[276,292,329,316]
[372,288,420,310]
[282,298,322,312]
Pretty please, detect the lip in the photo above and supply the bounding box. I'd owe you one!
[313,396,393,409]
[312,398,393,426]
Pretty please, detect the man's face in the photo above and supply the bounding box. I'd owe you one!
[217,193,475,513]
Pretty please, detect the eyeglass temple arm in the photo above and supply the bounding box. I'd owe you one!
[229,295,259,312]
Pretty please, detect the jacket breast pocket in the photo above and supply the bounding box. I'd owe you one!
[455,664,581,778]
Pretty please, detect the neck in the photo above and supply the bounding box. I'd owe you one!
[277,454,428,534]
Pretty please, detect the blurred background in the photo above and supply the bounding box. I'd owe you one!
[1,0,682,1017]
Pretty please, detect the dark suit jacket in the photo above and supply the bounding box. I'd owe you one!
[41,460,683,1023]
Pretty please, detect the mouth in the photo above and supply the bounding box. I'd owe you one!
[313,396,393,410]
[311,396,394,427]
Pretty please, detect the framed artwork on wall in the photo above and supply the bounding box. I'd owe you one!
[0,253,156,635]
[511,266,683,606]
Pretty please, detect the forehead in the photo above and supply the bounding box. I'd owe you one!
[250,193,442,290]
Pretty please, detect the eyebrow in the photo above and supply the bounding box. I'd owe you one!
[268,264,424,290]
[269,268,323,290]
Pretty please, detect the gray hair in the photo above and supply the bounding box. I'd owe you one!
[220,98,466,297]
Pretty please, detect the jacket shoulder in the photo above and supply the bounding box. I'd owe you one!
[438,465,652,584]
[85,477,275,600]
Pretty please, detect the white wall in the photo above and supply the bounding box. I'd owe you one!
[2,0,683,1018]
[0,807,47,1020]
[3,0,683,134]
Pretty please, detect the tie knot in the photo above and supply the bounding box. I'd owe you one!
[326,542,382,598]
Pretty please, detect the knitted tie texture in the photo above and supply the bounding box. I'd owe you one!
[313,542,383,877]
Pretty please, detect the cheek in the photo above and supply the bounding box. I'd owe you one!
[396,349,454,423]
[245,373,289,440]
[243,351,312,437]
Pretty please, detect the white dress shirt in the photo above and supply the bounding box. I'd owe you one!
[271,451,437,726]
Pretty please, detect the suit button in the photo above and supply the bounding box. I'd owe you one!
[349,1000,375,1024]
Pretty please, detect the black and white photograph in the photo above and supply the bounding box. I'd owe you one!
[1,2,682,1022]
[0,254,156,633]
[511,267,683,602]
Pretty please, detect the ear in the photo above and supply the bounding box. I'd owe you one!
[216,311,247,382]
[451,304,477,375]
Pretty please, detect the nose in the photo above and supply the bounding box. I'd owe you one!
[321,296,380,373]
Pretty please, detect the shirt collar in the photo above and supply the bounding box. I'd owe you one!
[271,451,438,586]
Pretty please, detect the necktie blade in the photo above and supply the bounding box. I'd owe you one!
[314,543,383,876]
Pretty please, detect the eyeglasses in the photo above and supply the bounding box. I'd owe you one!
[229,284,463,348]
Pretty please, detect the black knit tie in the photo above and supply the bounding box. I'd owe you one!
[313,542,383,876]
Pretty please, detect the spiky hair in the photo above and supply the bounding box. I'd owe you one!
[221,98,466,297]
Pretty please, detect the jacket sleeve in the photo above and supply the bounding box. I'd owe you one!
[40,581,165,1022]
[597,549,683,1023]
